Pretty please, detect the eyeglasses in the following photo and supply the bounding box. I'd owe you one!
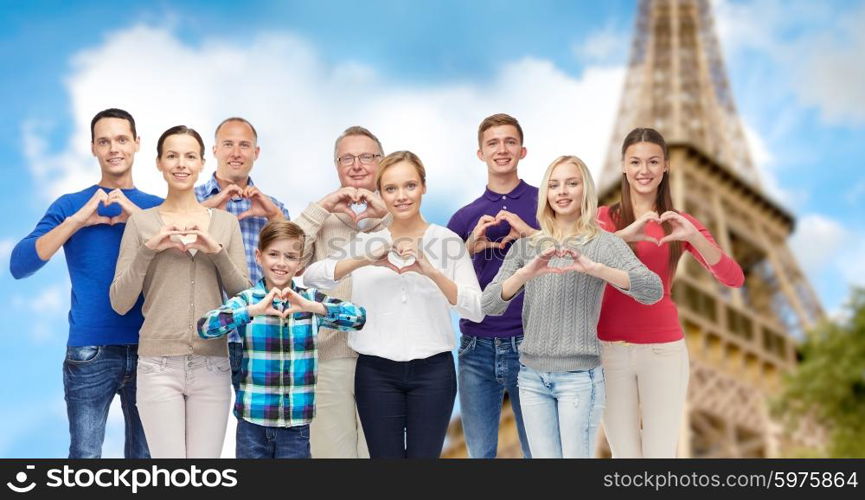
[337,153,382,166]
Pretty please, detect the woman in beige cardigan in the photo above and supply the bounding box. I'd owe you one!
[110,125,249,458]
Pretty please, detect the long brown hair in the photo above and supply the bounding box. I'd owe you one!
[608,127,682,277]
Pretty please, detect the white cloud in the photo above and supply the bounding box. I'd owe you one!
[740,122,806,208]
[789,214,849,277]
[0,238,14,267]
[843,233,865,289]
[100,398,125,458]
[791,4,865,125]
[714,0,865,126]
[572,23,629,64]
[789,213,865,318]
[23,25,625,220]
[11,280,71,344]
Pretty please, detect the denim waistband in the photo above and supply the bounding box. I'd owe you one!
[462,335,523,351]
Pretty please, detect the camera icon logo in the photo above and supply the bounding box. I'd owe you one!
[6,465,36,494]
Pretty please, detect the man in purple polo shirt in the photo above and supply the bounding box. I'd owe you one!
[446,113,538,458]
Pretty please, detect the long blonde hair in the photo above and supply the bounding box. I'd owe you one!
[530,155,600,249]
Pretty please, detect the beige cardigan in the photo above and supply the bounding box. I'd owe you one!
[110,207,250,357]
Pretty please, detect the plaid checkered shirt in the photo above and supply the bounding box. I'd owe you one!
[197,279,366,427]
[195,173,291,342]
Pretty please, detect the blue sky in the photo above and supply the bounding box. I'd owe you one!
[1,0,863,457]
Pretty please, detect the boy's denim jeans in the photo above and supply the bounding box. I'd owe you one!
[518,364,605,458]
[236,419,311,458]
[63,344,150,458]
[457,335,531,458]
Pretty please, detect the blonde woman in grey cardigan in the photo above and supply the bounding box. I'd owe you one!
[481,155,662,458]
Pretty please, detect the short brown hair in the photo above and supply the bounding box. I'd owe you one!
[477,113,524,147]
[375,150,426,191]
[334,126,384,161]
[257,220,306,251]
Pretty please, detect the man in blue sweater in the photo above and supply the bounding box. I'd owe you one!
[10,108,163,458]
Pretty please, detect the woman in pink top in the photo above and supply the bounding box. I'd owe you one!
[597,127,744,458]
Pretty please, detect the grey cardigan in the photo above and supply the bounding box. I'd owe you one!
[482,231,662,372]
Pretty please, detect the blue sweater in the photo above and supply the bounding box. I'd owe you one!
[10,185,163,346]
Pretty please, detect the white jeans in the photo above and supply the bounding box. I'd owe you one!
[518,364,606,458]
[309,357,369,458]
[601,339,689,458]
[136,355,231,458]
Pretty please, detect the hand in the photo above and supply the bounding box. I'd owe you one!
[144,224,186,252]
[69,190,112,228]
[555,248,599,275]
[366,242,409,274]
[467,215,503,254]
[200,184,244,211]
[364,241,392,267]
[392,240,435,276]
[181,225,222,254]
[319,187,359,220]
[353,188,389,221]
[104,189,142,225]
[247,288,286,318]
[518,247,563,279]
[658,211,698,245]
[238,186,284,221]
[280,287,326,315]
[495,210,536,247]
[617,211,661,245]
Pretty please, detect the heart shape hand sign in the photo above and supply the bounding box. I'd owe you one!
[367,241,423,275]
[253,287,316,319]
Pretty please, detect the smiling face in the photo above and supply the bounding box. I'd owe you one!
[546,161,585,219]
[622,141,668,198]
[379,161,426,221]
[157,134,205,191]
[255,237,304,289]
[335,134,382,191]
[213,120,260,185]
[91,117,140,178]
[477,124,526,177]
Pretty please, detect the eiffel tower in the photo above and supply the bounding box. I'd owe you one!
[443,0,825,458]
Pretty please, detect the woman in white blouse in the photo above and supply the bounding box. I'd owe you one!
[304,150,483,458]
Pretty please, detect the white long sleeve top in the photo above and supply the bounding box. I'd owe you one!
[303,224,484,361]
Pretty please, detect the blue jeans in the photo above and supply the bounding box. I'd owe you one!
[457,335,531,458]
[63,344,150,458]
[228,341,243,394]
[355,352,456,458]
[236,419,311,458]
[518,364,605,458]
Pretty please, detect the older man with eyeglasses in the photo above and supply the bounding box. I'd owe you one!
[295,126,391,458]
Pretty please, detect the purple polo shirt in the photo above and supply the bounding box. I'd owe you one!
[447,179,539,338]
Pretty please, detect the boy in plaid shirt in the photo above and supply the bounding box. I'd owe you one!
[198,220,366,458]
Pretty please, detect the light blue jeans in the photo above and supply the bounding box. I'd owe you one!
[518,364,605,458]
